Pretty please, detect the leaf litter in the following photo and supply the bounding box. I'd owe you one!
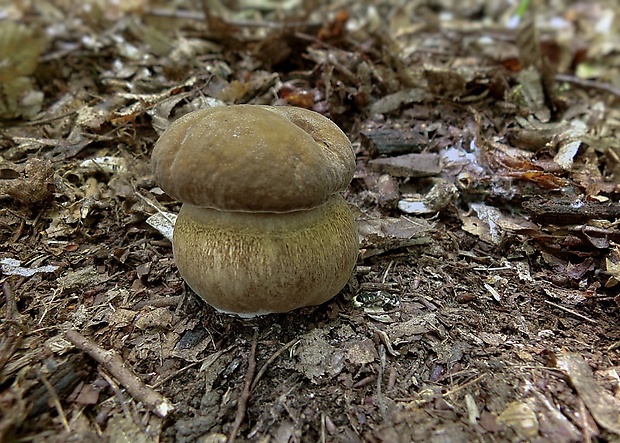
[1,0,620,442]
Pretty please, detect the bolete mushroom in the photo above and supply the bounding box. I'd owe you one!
[152,105,358,316]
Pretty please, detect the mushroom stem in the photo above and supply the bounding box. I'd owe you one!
[173,194,358,316]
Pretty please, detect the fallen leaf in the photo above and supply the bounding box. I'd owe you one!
[556,353,620,436]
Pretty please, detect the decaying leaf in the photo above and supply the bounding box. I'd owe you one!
[525,380,582,442]
[398,178,458,214]
[368,153,441,178]
[0,158,54,205]
[0,258,58,277]
[497,401,540,440]
[384,313,437,343]
[423,67,466,97]
[553,120,587,170]
[2,1,620,441]
[459,203,538,245]
[105,412,158,443]
[56,266,105,294]
[344,338,378,365]
[358,216,434,258]
[295,328,340,382]
[369,88,427,114]
[146,211,177,242]
[134,307,175,330]
[605,242,620,288]
[556,353,620,436]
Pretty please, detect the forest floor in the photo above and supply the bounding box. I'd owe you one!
[2,0,620,442]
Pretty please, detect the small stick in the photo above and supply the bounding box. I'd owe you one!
[352,375,376,389]
[381,261,394,284]
[443,373,487,397]
[227,337,258,443]
[544,300,597,324]
[377,345,388,423]
[359,282,399,291]
[555,74,620,97]
[578,397,592,443]
[607,340,620,352]
[2,282,18,322]
[99,368,134,423]
[38,371,71,433]
[151,345,234,390]
[65,329,173,418]
[250,339,297,392]
[387,366,397,391]
[369,325,400,357]
[0,282,24,373]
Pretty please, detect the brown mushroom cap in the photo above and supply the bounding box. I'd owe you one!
[151,105,355,213]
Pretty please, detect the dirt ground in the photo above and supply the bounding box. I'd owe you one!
[2,0,620,442]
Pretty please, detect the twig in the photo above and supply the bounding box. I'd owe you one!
[352,375,375,389]
[150,345,234,389]
[387,366,397,391]
[443,373,488,397]
[132,295,182,310]
[135,192,177,226]
[146,7,206,20]
[38,289,57,325]
[227,337,258,443]
[359,282,399,291]
[555,74,620,97]
[377,345,389,423]
[543,300,597,324]
[250,339,297,392]
[0,282,25,373]
[99,368,134,423]
[369,325,400,357]
[607,340,620,352]
[16,110,78,126]
[65,329,173,418]
[38,371,71,433]
[578,397,592,443]
[381,261,394,284]
[2,282,18,321]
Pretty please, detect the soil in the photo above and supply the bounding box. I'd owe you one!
[1,1,620,442]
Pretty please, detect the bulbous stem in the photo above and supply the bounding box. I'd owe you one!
[172,194,359,316]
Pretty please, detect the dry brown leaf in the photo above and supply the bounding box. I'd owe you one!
[556,353,620,436]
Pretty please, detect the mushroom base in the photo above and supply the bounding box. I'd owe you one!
[172,194,359,316]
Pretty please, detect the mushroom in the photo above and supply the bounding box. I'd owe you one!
[151,105,358,316]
